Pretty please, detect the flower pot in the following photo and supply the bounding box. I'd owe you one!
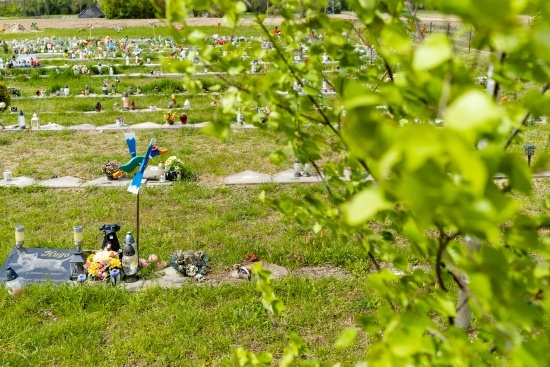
[166,169,178,181]
[167,120,174,125]
[106,174,115,181]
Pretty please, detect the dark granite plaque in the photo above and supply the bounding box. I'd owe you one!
[0,248,74,284]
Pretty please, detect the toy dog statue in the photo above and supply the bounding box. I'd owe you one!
[99,224,121,252]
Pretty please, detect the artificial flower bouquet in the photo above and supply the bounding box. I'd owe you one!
[85,250,122,281]
[101,161,122,179]
[138,253,167,279]
[163,110,177,124]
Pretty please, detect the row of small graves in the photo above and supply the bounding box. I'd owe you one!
[1,223,212,295]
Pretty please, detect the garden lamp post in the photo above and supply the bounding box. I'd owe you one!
[524,144,536,167]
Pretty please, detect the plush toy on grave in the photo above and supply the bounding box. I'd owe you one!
[118,132,168,173]
[99,224,122,253]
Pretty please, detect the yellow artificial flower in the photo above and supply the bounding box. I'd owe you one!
[109,258,121,269]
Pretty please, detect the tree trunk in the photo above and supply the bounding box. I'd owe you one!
[455,235,481,331]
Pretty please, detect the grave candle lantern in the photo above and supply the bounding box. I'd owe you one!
[122,242,138,283]
[303,163,312,177]
[5,267,23,296]
[77,273,86,285]
[15,225,24,248]
[294,159,302,178]
[73,225,83,249]
[110,269,121,286]
[17,110,26,129]
[30,113,40,129]
[69,250,86,281]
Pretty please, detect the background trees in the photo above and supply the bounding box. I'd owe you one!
[167,0,550,365]
[99,0,165,19]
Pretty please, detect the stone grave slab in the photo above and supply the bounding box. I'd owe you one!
[1,125,24,131]
[186,122,210,128]
[0,176,36,188]
[231,123,257,129]
[96,123,129,131]
[38,176,82,188]
[0,248,73,284]
[81,176,131,188]
[139,267,187,290]
[160,123,186,129]
[146,181,173,187]
[83,111,104,114]
[129,122,163,130]
[69,123,98,130]
[34,122,65,131]
[224,170,272,185]
[272,169,321,184]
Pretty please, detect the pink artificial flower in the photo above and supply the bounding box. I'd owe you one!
[156,260,167,270]
[139,259,149,267]
[148,254,158,262]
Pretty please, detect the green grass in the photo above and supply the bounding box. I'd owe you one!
[0,277,373,366]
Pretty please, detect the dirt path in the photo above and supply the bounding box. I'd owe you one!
[3,12,463,32]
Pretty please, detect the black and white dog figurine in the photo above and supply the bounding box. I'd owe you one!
[99,224,121,252]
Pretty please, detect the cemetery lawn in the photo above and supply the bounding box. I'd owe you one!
[0,22,547,366]
[0,129,373,366]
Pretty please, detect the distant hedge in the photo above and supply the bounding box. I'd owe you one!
[99,0,166,19]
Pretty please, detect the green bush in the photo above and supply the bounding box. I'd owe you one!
[100,0,166,19]
[0,82,11,109]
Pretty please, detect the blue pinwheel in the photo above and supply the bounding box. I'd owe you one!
[127,137,156,195]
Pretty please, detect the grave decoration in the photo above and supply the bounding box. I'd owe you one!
[101,161,122,180]
[118,132,168,174]
[179,113,187,124]
[99,224,122,253]
[164,155,186,181]
[137,253,167,279]
[163,110,177,124]
[4,267,24,295]
[170,250,211,281]
[84,249,122,282]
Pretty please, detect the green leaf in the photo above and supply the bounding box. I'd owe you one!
[445,89,501,132]
[334,327,359,349]
[412,34,452,71]
[341,187,392,226]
